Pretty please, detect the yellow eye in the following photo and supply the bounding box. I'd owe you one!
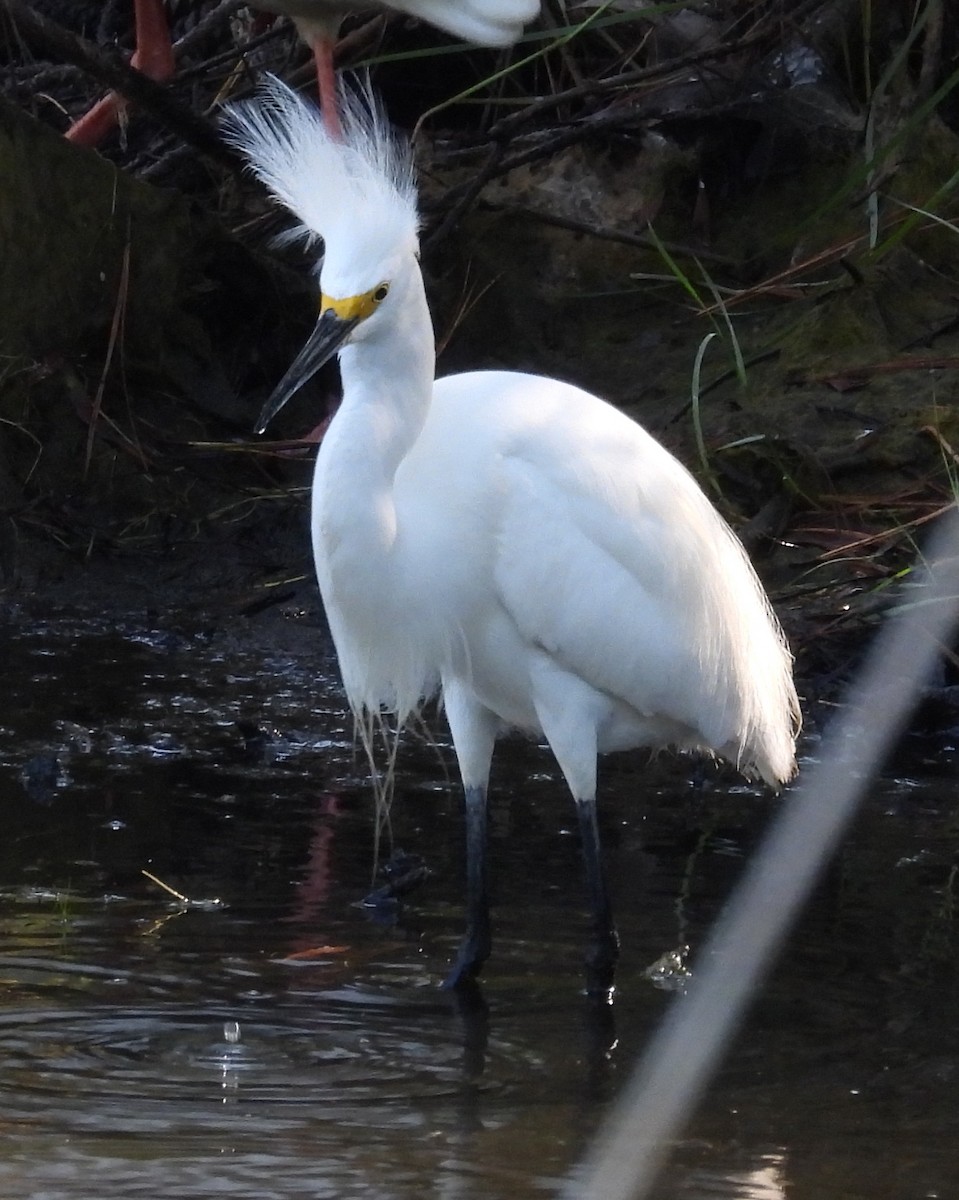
[372,283,390,304]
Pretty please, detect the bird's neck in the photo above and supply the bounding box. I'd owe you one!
[313,274,435,562]
[310,274,437,717]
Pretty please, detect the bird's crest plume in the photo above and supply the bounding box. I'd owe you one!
[222,77,420,258]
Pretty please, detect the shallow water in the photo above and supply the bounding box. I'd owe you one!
[1,607,958,1199]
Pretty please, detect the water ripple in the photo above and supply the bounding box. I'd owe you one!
[0,993,535,1135]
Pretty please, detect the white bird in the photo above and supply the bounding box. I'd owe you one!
[225,80,801,996]
[251,0,540,136]
[63,0,538,145]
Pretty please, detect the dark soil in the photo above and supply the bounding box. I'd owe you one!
[2,0,959,714]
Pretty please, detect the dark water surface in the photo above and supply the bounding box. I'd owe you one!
[1,609,958,1199]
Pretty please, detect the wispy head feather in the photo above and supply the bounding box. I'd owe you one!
[222,77,420,259]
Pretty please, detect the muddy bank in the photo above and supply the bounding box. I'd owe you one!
[1,1,958,708]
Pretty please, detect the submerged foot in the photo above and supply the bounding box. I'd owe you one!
[441,952,485,991]
[440,932,490,990]
[584,929,620,1000]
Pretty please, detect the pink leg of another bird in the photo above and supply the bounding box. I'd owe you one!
[66,0,175,147]
[308,33,343,141]
[65,93,125,147]
[129,0,175,79]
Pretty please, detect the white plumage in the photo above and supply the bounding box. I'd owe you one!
[225,80,800,995]
[253,0,541,50]
[251,0,539,135]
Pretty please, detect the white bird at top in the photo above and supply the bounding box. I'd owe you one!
[65,0,538,145]
[225,80,801,997]
[251,0,541,136]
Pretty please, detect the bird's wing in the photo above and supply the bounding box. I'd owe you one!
[411,370,795,776]
[487,385,772,749]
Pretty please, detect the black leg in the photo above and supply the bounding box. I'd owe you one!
[442,784,491,989]
[576,796,619,998]
[448,980,490,1081]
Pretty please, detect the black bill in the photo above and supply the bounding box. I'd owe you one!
[255,308,358,435]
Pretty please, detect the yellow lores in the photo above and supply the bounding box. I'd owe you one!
[321,284,389,324]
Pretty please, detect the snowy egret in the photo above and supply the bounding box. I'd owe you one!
[225,80,801,996]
